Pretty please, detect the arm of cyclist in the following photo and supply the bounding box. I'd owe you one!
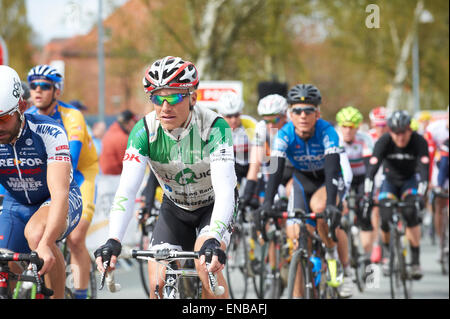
[37,161,71,275]
[415,134,430,197]
[363,135,387,201]
[241,145,264,208]
[95,127,148,272]
[199,121,237,274]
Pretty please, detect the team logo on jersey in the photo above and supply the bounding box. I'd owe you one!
[35,125,63,139]
[25,138,33,146]
[174,168,210,186]
[123,152,141,163]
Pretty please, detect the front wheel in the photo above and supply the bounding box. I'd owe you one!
[225,228,249,299]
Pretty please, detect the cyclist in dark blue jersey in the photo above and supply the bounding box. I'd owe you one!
[260,84,354,298]
[0,65,82,298]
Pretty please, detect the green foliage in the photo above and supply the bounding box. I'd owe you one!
[0,0,34,78]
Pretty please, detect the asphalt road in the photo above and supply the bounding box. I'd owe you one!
[96,233,448,300]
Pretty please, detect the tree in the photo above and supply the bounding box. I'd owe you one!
[0,0,34,77]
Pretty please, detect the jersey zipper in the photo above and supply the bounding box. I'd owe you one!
[11,142,32,204]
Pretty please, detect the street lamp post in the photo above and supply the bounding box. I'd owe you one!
[98,0,105,123]
[412,9,434,115]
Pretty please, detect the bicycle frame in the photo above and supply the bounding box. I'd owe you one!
[0,250,53,299]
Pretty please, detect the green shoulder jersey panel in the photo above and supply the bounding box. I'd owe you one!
[207,117,233,154]
[127,118,149,157]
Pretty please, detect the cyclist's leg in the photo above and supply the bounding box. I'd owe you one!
[66,166,97,298]
[0,196,35,280]
[24,188,82,299]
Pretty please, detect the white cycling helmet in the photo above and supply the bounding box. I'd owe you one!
[216,92,244,116]
[0,65,24,116]
[257,94,288,116]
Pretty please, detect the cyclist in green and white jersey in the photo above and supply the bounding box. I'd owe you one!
[94,56,237,299]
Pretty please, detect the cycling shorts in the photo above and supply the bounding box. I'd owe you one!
[378,175,418,201]
[149,195,233,252]
[0,186,82,253]
[76,164,98,223]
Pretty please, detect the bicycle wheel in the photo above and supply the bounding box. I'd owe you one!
[225,227,249,299]
[348,229,365,292]
[254,243,267,299]
[138,228,151,297]
[389,230,410,299]
[287,250,314,299]
[88,259,98,299]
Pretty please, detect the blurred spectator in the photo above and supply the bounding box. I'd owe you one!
[92,121,106,156]
[99,110,138,175]
[21,81,32,110]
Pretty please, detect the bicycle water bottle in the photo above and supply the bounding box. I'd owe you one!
[310,254,322,287]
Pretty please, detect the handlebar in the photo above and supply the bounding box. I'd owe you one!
[131,248,225,296]
[0,250,54,298]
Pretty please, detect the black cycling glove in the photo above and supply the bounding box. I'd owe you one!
[326,205,341,242]
[94,238,122,265]
[199,238,226,266]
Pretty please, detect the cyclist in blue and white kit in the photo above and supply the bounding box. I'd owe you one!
[260,84,354,298]
[0,65,82,299]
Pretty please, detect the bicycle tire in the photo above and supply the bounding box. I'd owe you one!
[88,260,98,299]
[389,229,410,299]
[286,250,314,299]
[348,230,365,293]
[225,227,249,299]
[253,243,267,299]
[138,229,151,297]
[440,209,449,275]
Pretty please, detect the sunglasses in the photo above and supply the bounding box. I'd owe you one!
[224,113,240,119]
[150,93,190,106]
[263,116,282,124]
[0,109,16,124]
[290,106,317,115]
[30,82,53,91]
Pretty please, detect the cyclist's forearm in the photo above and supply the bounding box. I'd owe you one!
[208,151,237,242]
[109,157,147,241]
[263,156,285,207]
[324,153,340,206]
[42,162,71,245]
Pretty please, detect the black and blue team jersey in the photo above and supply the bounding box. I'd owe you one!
[0,113,78,205]
[271,118,341,171]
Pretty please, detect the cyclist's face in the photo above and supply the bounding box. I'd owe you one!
[340,125,358,143]
[289,103,319,139]
[223,113,241,130]
[29,79,59,109]
[263,115,285,131]
[152,88,196,131]
[389,128,412,148]
[0,111,21,144]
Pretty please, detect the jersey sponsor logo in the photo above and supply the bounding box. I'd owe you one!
[0,167,42,175]
[292,153,326,162]
[123,152,141,163]
[420,156,430,164]
[56,145,69,151]
[174,167,211,186]
[0,157,44,167]
[35,124,63,139]
[369,156,378,165]
[6,177,44,191]
[387,153,415,160]
[49,155,71,162]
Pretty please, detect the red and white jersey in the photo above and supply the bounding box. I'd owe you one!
[338,130,374,176]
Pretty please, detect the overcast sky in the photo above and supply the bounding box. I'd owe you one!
[26,0,127,45]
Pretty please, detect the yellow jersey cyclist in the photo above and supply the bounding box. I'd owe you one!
[0,65,82,298]
[336,106,375,270]
[216,92,257,184]
[94,56,237,299]
[259,84,354,298]
[26,64,99,299]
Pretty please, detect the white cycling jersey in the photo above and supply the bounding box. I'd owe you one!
[338,130,374,177]
[108,105,237,242]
